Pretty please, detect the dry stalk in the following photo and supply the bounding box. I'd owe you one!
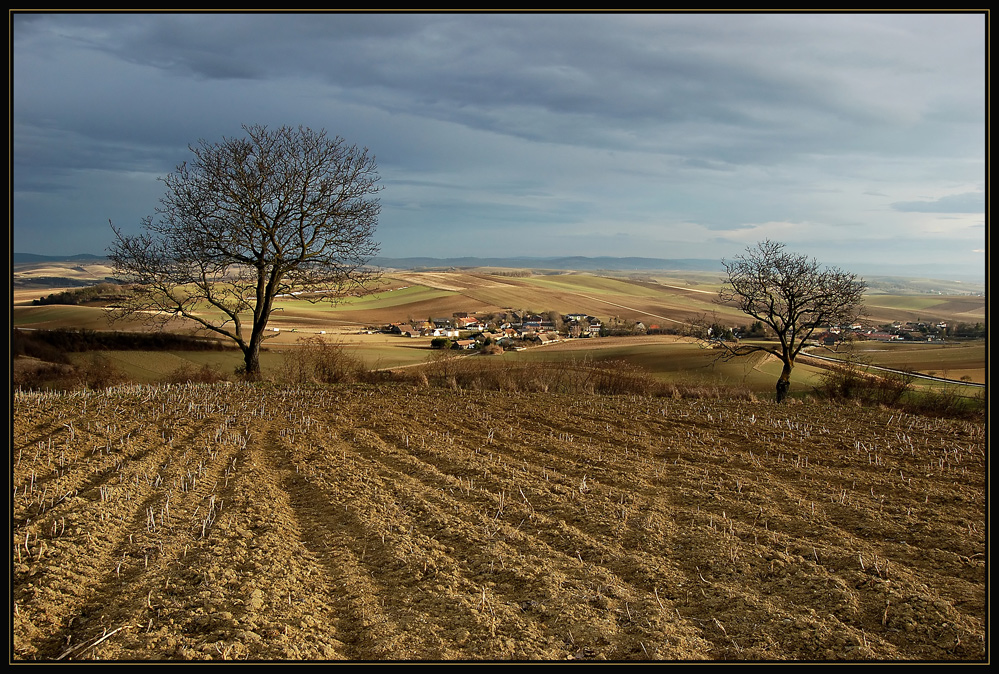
[56,625,129,660]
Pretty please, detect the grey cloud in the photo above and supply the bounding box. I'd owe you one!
[11,11,986,275]
[891,192,984,213]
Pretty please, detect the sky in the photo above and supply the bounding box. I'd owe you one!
[11,11,987,280]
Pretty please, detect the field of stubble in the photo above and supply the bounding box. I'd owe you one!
[12,383,986,661]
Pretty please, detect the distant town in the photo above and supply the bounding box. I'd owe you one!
[378,311,985,352]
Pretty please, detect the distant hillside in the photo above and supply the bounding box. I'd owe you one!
[13,253,984,290]
[370,256,724,272]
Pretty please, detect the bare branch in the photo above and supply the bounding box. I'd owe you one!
[718,240,866,402]
[107,125,381,376]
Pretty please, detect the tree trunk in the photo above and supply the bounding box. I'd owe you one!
[242,334,263,380]
[775,356,793,403]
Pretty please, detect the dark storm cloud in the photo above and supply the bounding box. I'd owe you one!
[57,13,932,162]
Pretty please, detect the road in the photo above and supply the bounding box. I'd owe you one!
[799,350,985,388]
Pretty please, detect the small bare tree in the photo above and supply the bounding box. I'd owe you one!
[717,240,867,402]
[108,125,381,377]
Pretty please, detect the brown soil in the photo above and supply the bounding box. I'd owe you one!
[12,384,986,661]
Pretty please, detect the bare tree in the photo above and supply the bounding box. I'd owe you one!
[108,125,381,377]
[717,240,867,402]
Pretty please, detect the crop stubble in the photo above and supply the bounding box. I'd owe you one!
[12,384,985,660]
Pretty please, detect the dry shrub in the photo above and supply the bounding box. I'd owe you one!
[12,358,76,391]
[392,354,756,400]
[899,387,985,420]
[819,360,912,406]
[75,352,127,390]
[12,329,71,364]
[165,363,230,385]
[13,352,124,391]
[281,336,367,385]
[817,359,982,419]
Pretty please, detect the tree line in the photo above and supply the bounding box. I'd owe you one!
[32,282,134,306]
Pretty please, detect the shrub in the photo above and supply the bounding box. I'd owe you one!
[817,358,982,419]
[165,363,230,385]
[817,355,913,405]
[12,359,76,391]
[75,352,126,390]
[13,328,233,354]
[12,329,71,364]
[900,387,985,420]
[280,336,367,385]
[386,354,757,400]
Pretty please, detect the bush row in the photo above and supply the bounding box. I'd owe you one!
[388,351,758,400]
[13,328,236,355]
[13,332,982,420]
[816,359,984,419]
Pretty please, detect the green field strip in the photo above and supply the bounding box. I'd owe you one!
[521,274,658,297]
[12,305,111,327]
[282,285,458,312]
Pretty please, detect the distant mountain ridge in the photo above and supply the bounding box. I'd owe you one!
[14,252,724,272]
[13,253,983,285]
[13,253,107,263]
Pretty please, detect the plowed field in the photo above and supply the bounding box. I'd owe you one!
[12,384,986,661]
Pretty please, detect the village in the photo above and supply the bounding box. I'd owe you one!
[813,319,976,344]
[383,311,607,351]
[382,310,974,353]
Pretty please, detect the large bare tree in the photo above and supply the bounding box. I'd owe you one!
[718,240,867,402]
[108,124,381,377]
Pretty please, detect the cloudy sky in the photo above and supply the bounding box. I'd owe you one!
[12,11,986,278]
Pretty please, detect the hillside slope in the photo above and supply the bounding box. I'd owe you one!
[13,384,986,661]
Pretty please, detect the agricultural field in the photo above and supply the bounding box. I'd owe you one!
[862,294,986,326]
[12,384,986,661]
[14,261,986,335]
[811,342,987,386]
[13,270,987,395]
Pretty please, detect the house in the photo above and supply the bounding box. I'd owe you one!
[869,331,899,342]
[394,324,421,338]
[453,339,477,350]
